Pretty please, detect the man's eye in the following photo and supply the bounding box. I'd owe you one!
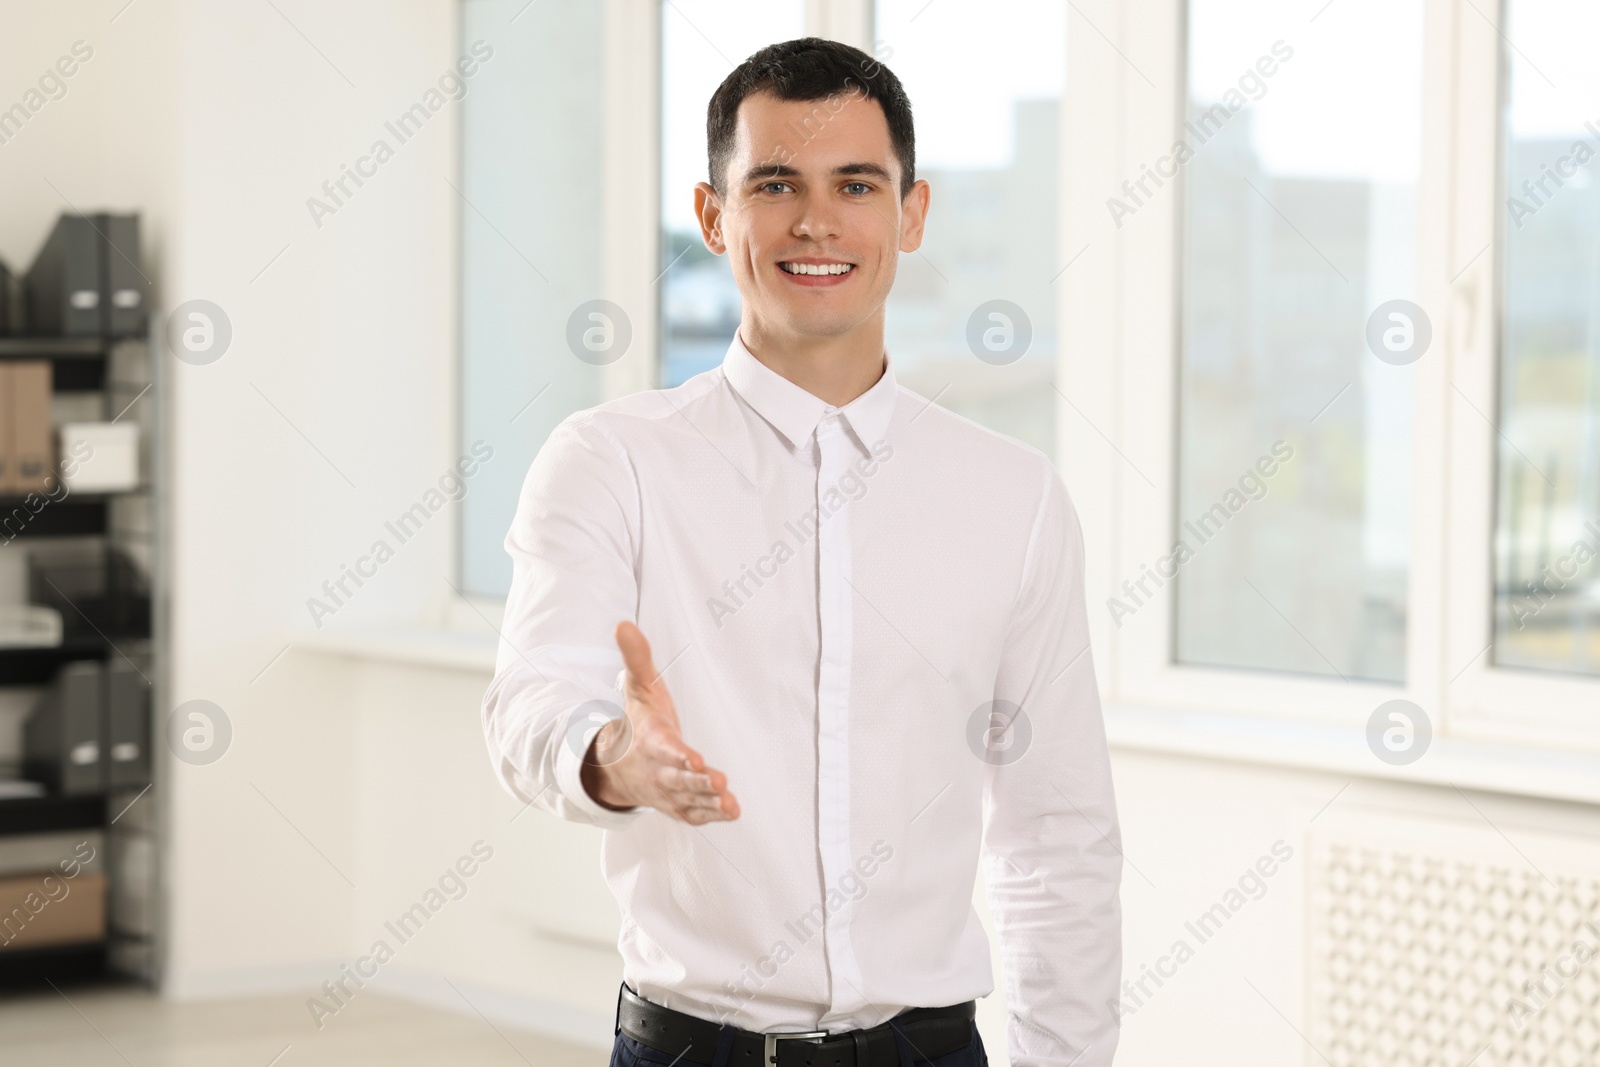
[844,182,871,195]
[759,182,791,194]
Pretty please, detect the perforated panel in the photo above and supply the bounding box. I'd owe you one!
[1308,811,1600,1066]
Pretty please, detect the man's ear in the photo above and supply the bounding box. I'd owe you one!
[694,182,726,254]
[898,178,931,253]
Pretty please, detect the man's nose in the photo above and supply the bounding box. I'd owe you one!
[791,191,842,240]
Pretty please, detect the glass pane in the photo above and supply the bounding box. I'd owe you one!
[458,0,609,597]
[1173,0,1422,682]
[1494,0,1600,675]
[660,0,805,388]
[872,0,1065,457]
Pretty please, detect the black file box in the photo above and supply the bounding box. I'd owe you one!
[22,212,144,336]
[23,661,106,795]
[106,655,151,788]
[24,214,102,336]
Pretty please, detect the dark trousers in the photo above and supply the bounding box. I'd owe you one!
[609,1018,990,1067]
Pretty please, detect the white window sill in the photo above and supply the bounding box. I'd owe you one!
[294,624,498,673]
[1105,702,1600,807]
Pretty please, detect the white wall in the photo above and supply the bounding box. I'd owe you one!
[2,0,466,1002]
[161,0,462,990]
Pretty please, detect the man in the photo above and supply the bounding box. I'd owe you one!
[481,37,1122,1067]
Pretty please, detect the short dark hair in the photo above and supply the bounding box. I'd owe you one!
[706,37,916,201]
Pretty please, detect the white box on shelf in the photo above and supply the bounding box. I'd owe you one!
[0,604,63,647]
[59,422,140,491]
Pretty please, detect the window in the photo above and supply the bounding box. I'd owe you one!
[458,0,608,597]
[1175,0,1423,683]
[1082,0,1600,739]
[874,0,1066,458]
[1493,0,1600,677]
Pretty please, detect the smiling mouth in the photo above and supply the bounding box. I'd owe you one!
[778,261,856,276]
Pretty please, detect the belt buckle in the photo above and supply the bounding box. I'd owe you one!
[763,1029,829,1066]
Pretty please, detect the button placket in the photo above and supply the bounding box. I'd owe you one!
[813,414,867,1025]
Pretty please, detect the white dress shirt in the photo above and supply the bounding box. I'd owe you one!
[481,333,1122,1066]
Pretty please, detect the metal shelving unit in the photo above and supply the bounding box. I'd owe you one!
[0,320,160,988]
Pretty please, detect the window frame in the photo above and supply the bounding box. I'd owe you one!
[1065,0,1600,752]
[1443,0,1600,743]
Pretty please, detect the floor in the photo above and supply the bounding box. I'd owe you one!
[0,982,607,1066]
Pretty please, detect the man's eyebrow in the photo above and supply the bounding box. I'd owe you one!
[742,163,800,184]
[832,162,894,182]
[740,161,895,184]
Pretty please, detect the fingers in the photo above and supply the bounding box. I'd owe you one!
[663,791,738,825]
[650,762,739,824]
[614,620,659,693]
[664,764,719,796]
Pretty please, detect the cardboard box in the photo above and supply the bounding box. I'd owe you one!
[12,360,53,495]
[0,362,13,494]
[0,871,106,951]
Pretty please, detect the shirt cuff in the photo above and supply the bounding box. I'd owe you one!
[554,718,647,831]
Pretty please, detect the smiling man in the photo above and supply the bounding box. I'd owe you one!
[481,37,1122,1067]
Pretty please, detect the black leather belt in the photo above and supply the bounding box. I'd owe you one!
[615,981,977,1066]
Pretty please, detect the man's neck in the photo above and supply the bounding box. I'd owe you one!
[738,317,885,408]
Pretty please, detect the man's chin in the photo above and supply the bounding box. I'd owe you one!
[768,307,868,340]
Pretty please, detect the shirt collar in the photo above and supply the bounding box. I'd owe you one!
[720,331,897,452]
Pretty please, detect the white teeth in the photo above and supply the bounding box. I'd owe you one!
[781,262,854,276]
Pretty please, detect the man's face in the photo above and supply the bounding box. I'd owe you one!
[694,89,930,343]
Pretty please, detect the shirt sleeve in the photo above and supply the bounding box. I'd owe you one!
[980,456,1123,1066]
[480,412,648,831]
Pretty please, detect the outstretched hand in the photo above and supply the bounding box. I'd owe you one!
[579,621,740,825]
